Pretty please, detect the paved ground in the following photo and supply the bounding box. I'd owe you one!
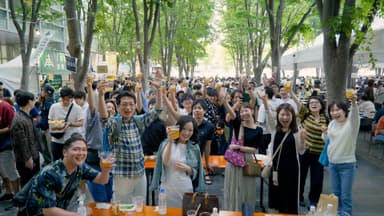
[1,132,383,215]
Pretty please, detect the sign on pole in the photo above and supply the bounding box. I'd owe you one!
[65,56,77,72]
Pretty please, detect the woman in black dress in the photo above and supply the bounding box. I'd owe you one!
[260,94,305,214]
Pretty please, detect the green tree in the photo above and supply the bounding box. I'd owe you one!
[95,0,135,75]
[317,0,382,102]
[9,0,60,90]
[132,0,161,86]
[64,0,98,90]
[265,0,316,83]
[221,0,269,82]
[173,0,213,78]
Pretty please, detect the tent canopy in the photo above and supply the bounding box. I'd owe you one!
[0,55,39,97]
[281,18,384,70]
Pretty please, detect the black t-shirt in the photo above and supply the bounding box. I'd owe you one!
[141,118,167,155]
[197,119,215,155]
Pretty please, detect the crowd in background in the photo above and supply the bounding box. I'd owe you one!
[0,71,383,215]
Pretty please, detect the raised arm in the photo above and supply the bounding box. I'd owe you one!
[349,95,360,134]
[290,89,302,112]
[259,92,275,134]
[135,85,143,113]
[86,77,95,115]
[98,81,108,120]
[162,139,173,166]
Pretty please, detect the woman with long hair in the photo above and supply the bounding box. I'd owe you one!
[149,115,205,207]
[223,102,263,212]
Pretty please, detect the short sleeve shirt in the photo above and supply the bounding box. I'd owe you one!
[27,160,98,214]
[49,102,85,143]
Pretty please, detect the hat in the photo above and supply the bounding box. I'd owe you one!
[44,85,55,96]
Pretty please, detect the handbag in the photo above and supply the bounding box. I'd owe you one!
[261,131,290,178]
[182,192,219,216]
[317,193,338,215]
[243,153,262,176]
[50,103,74,139]
[224,126,245,167]
[318,137,329,166]
[319,121,335,166]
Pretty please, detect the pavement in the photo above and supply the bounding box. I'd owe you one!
[1,132,383,215]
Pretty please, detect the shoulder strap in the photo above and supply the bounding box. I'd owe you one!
[270,130,290,161]
[64,103,74,122]
[111,115,122,143]
[132,116,144,135]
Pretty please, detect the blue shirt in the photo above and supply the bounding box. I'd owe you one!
[27,160,98,214]
[101,109,162,178]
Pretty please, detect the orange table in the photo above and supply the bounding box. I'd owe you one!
[106,205,297,216]
[144,156,266,210]
[144,155,227,169]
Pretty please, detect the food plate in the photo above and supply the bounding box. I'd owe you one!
[119,204,135,212]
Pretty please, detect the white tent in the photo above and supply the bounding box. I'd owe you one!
[0,54,39,97]
[281,18,384,70]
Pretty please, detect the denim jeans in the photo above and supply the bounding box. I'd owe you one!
[329,162,356,216]
[87,164,113,202]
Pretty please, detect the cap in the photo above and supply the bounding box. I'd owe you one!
[44,85,55,96]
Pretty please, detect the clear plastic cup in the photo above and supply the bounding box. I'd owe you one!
[187,210,196,216]
[104,74,116,93]
[99,152,113,169]
[345,88,355,99]
[285,82,291,91]
[167,125,180,140]
[133,196,144,213]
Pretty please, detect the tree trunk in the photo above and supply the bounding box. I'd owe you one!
[271,47,281,83]
[323,36,350,102]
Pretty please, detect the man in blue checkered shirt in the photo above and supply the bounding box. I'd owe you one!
[98,82,163,203]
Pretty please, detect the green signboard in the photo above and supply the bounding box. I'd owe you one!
[39,49,68,75]
[47,74,62,89]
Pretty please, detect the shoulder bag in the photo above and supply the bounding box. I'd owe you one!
[261,131,290,178]
[318,121,335,166]
[50,103,74,139]
[224,126,245,167]
[243,152,262,176]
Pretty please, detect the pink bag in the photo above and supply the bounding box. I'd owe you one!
[224,137,245,167]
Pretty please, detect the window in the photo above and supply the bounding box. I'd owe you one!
[0,0,6,9]
[0,9,7,29]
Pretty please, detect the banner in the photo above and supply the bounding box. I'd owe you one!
[106,51,118,73]
[39,50,67,75]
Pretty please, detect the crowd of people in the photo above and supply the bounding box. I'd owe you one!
[0,71,382,215]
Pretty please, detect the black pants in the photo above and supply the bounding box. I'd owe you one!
[299,151,324,205]
[51,141,64,161]
[16,158,40,187]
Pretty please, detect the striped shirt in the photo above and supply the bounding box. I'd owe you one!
[102,109,161,178]
[299,106,328,154]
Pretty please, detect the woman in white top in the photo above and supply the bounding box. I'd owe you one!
[324,95,359,216]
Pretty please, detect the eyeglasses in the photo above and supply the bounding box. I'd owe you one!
[120,103,135,107]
